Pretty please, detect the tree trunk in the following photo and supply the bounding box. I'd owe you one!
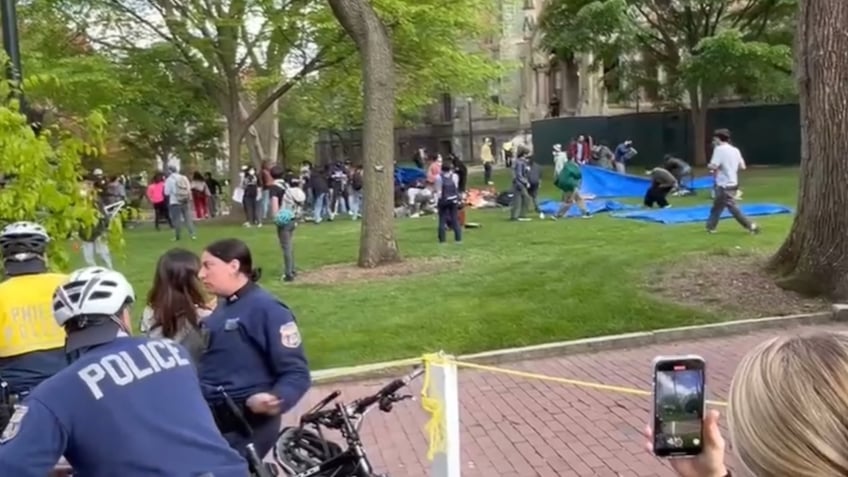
[255,86,280,164]
[328,0,401,268]
[225,117,243,207]
[767,0,848,299]
[688,87,708,166]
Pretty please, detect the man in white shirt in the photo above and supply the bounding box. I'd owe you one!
[705,129,759,234]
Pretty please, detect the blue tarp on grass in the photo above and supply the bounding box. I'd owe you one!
[580,165,715,198]
[538,199,639,217]
[611,203,792,224]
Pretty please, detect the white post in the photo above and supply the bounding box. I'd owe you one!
[430,352,462,477]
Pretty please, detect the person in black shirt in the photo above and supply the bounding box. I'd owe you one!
[204,172,222,217]
[450,154,468,193]
[241,167,261,227]
[310,165,330,223]
[350,164,364,220]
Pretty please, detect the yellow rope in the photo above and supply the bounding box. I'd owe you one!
[416,354,727,460]
[420,353,446,460]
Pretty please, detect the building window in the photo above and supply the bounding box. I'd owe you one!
[441,93,453,122]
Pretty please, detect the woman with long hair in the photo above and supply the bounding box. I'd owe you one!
[140,248,212,362]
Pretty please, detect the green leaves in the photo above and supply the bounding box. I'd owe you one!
[539,0,796,105]
[0,78,109,271]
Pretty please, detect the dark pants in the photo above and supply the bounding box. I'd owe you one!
[706,186,753,231]
[223,414,281,461]
[243,193,259,224]
[483,163,492,183]
[153,202,171,229]
[438,202,462,243]
[644,184,673,208]
[528,183,540,212]
[277,223,296,278]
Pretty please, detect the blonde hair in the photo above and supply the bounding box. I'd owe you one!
[728,332,848,476]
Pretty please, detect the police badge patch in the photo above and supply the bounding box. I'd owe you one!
[0,405,28,443]
[280,322,302,348]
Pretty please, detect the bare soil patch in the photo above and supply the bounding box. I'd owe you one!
[297,257,460,285]
[648,252,829,318]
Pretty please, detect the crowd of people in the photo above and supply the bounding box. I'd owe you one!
[0,220,308,476]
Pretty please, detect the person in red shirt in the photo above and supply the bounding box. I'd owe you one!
[567,135,593,164]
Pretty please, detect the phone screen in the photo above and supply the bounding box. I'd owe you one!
[653,358,705,457]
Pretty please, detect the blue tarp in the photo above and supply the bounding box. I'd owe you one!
[579,166,715,198]
[394,167,426,187]
[612,203,792,224]
[538,199,639,217]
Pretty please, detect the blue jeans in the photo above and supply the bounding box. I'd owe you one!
[312,192,328,222]
[260,189,270,220]
[350,190,363,217]
[168,203,196,239]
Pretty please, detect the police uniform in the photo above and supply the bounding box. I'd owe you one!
[0,267,68,428]
[200,283,311,458]
[0,335,250,477]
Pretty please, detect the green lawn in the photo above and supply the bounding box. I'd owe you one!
[74,167,800,370]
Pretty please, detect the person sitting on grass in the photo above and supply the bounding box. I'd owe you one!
[643,167,678,209]
[551,156,591,220]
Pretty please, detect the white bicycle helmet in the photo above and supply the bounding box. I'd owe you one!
[0,221,50,259]
[53,267,135,327]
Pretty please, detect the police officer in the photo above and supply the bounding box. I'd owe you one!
[0,267,250,477]
[0,222,68,431]
[198,238,311,458]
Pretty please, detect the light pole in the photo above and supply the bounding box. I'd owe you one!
[466,97,474,162]
[1,0,22,98]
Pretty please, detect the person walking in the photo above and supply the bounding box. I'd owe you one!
[706,128,759,234]
[509,147,533,221]
[435,162,462,243]
[481,138,494,185]
[552,155,591,220]
[163,165,197,241]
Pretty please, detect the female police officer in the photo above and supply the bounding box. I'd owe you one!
[198,238,311,458]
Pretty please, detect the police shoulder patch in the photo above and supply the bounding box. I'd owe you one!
[0,405,29,444]
[279,322,302,349]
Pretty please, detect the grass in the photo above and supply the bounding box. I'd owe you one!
[72,166,800,370]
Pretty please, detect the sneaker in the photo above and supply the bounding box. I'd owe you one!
[257,223,263,228]
[550,215,559,221]
[242,222,251,228]
[662,205,672,209]
[282,275,294,282]
[538,212,545,219]
[190,236,197,240]
[749,224,760,234]
[707,229,717,234]
[581,213,592,219]
[518,217,532,222]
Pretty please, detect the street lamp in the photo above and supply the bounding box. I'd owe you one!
[466,97,474,162]
[1,0,22,98]
[1,0,40,136]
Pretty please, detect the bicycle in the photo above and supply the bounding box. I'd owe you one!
[274,367,424,477]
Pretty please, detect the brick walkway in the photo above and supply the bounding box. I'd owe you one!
[279,323,845,476]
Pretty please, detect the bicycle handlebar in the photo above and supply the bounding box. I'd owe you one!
[353,366,423,415]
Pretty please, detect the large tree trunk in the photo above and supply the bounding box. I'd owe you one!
[767,0,848,299]
[328,0,401,268]
[688,87,708,166]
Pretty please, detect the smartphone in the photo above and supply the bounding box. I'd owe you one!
[651,355,706,457]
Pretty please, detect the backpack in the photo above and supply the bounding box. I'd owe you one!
[555,161,582,192]
[439,173,459,205]
[173,174,192,203]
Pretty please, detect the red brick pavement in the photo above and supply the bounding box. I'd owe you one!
[278,323,845,476]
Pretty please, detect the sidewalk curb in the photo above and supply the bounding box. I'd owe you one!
[312,306,845,385]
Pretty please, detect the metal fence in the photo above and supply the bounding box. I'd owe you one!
[531,103,800,167]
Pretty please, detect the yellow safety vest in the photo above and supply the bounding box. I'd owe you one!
[0,273,68,357]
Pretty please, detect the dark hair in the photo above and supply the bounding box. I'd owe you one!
[205,238,262,282]
[192,171,203,181]
[714,128,731,142]
[147,248,207,338]
[270,165,285,179]
[441,162,453,173]
[152,172,165,183]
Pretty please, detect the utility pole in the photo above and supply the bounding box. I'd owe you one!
[1,0,23,98]
[1,0,41,136]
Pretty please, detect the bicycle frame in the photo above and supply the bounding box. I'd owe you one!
[279,367,424,477]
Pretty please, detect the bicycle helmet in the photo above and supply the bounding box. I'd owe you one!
[274,427,345,474]
[52,267,135,327]
[0,221,50,260]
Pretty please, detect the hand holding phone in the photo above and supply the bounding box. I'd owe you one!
[651,355,707,457]
[643,409,728,477]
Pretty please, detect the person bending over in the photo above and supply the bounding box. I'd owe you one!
[644,167,678,208]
